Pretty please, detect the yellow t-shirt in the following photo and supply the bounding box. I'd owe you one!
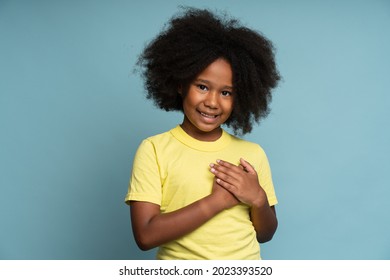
[125,125,277,259]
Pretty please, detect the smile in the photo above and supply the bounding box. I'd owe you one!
[199,111,218,119]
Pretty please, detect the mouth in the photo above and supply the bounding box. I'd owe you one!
[199,111,219,119]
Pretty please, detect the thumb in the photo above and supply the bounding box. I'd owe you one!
[240,158,256,174]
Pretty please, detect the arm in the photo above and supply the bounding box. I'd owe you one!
[250,203,278,243]
[210,158,278,243]
[130,178,238,251]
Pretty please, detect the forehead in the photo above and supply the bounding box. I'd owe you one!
[195,58,233,87]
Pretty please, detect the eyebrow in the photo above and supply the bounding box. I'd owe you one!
[195,79,234,90]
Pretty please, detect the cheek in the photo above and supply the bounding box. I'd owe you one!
[182,95,193,109]
[225,102,235,121]
[183,91,201,107]
[224,99,234,114]
[182,96,200,117]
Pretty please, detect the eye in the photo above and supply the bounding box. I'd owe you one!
[197,84,208,91]
[221,91,232,97]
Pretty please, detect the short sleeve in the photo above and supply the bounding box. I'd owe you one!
[257,147,278,207]
[124,139,162,206]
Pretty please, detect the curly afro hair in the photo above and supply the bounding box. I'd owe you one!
[137,7,280,135]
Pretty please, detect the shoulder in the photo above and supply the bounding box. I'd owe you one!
[226,133,270,168]
[139,129,174,146]
[229,133,266,154]
[136,128,179,156]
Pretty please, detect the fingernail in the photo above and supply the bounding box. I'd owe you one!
[209,163,214,167]
[210,168,216,173]
[216,159,221,163]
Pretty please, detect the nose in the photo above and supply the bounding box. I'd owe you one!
[204,91,218,109]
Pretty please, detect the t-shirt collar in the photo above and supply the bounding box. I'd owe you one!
[170,125,231,152]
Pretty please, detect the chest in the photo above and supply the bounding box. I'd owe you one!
[156,145,260,212]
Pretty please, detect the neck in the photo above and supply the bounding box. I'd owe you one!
[180,121,222,142]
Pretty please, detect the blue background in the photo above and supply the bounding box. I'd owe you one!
[1,0,389,260]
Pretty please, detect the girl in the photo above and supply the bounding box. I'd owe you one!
[125,7,280,260]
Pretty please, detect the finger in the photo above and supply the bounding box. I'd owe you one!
[216,178,237,193]
[210,166,240,185]
[216,159,237,167]
[239,158,256,174]
[210,165,242,186]
[214,159,242,174]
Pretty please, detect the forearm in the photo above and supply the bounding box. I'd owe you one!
[130,194,225,250]
[250,202,278,243]
[210,158,278,243]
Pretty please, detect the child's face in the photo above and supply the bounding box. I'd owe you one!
[181,58,234,141]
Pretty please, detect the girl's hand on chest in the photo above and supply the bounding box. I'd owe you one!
[210,158,268,208]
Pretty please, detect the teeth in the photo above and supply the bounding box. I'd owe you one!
[200,112,216,118]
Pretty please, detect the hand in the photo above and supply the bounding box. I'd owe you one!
[210,158,268,208]
[210,177,239,210]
